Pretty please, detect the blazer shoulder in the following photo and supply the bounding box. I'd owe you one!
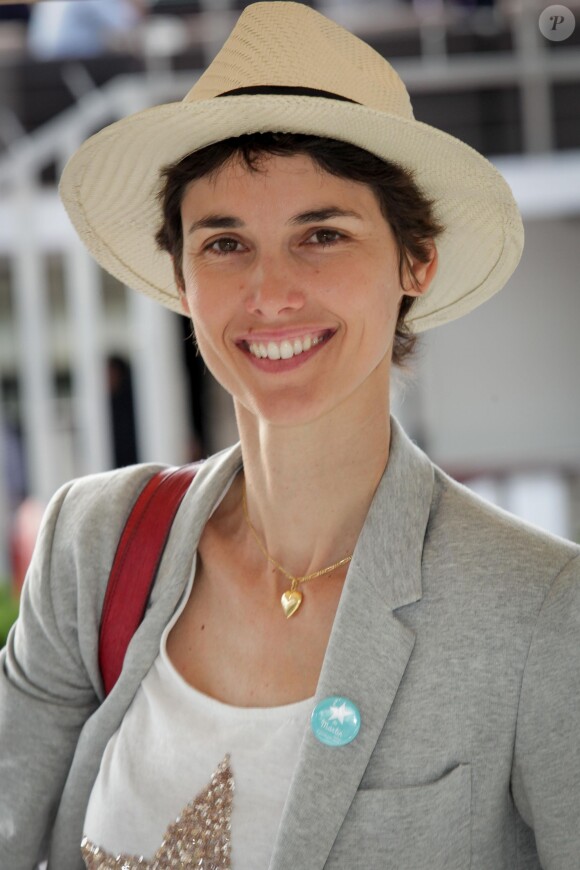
[50,462,170,542]
[45,448,234,570]
[428,464,580,590]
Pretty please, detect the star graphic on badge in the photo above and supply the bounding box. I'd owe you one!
[328,702,350,724]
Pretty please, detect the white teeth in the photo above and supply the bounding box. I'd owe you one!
[247,332,328,360]
[280,340,294,360]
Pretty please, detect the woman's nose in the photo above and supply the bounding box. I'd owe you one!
[244,255,306,317]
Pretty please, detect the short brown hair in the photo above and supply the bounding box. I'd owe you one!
[155,132,445,367]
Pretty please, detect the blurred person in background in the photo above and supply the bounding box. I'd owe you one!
[1,2,579,869]
[107,355,139,469]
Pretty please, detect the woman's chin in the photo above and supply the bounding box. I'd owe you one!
[234,392,340,431]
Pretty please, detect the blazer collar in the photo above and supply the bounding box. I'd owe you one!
[269,416,435,870]
[351,414,433,610]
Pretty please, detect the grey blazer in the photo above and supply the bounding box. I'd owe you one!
[1,417,579,870]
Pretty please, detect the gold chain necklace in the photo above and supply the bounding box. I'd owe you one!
[241,479,352,618]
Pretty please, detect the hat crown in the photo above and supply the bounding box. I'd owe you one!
[186,1,414,120]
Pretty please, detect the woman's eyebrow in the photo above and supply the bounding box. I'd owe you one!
[187,206,363,236]
[289,207,363,225]
[188,215,243,235]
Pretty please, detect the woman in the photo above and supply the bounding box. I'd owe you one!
[1,3,579,869]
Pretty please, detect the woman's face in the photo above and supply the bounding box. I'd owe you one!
[178,152,435,428]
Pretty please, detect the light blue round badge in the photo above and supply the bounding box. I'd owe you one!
[311,696,361,747]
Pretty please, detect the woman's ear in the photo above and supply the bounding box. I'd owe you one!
[403,243,438,298]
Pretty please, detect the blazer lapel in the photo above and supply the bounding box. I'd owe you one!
[269,417,435,870]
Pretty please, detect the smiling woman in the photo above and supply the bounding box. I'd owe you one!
[1,3,579,870]
[155,132,445,369]
[169,148,438,430]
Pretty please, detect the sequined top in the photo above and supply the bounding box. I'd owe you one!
[82,471,314,869]
[82,754,234,869]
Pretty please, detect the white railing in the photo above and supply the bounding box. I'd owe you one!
[0,71,196,510]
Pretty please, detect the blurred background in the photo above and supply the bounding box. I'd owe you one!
[0,0,579,640]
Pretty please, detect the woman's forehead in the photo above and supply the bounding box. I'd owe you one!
[198,150,331,187]
[182,151,381,214]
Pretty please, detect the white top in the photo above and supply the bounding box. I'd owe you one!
[82,472,315,869]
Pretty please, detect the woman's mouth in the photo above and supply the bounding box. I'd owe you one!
[237,329,336,371]
[246,330,333,360]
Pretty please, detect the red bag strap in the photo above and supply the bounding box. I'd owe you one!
[99,462,202,696]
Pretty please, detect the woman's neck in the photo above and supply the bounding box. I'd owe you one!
[231,394,392,580]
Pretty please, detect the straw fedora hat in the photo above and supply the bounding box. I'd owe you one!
[59,0,524,333]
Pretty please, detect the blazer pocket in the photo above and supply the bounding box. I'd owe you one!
[327,763,471,870]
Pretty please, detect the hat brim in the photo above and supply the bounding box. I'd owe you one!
[59,94,524,333]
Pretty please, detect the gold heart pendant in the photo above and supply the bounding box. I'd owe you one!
[281,589,303,618]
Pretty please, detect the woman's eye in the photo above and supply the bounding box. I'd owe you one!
[206,237,242,254]
[306,229,343,247]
